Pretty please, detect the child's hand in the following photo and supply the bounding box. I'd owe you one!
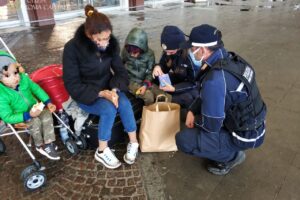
[47,103,56,113]
[30,107,42,118]
[16,63,25,73]
[136,86,147,95]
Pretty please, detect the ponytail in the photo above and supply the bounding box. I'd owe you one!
[84,4,112,36]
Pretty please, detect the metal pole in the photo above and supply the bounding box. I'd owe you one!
[52,112,75,135]
[0,37,17,60]
[7,124,36,160]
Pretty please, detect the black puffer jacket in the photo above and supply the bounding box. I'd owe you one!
[63,24,129,105]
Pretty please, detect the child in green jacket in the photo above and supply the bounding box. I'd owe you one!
[0,51,60,160]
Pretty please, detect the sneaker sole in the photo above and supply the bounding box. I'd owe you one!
[36,148,60,160]
[123,154,135,165]
[94,153,121,169]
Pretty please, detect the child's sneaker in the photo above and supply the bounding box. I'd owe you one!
[36,143,60,160]
[123,142,139,165]
[95,147,121,169]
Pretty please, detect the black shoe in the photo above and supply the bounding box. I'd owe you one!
[36,143,60,160]
[207,151,246,176]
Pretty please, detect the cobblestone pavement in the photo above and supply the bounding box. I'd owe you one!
[0,134,146,200]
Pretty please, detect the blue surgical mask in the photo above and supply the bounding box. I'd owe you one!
[188,49,202,70]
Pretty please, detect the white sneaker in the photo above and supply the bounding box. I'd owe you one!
[94,147,121,169]
[124,142,139,165]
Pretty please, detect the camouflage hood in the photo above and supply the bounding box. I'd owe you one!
[125,28,148,52]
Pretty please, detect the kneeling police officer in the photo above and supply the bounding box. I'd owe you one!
[176,24,267,175]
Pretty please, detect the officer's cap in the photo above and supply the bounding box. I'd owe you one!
[182,24,222,48]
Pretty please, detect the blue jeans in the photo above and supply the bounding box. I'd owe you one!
[78,92,137,141]
[176,127,242,163]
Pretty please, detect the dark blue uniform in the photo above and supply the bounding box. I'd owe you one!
[176,47,266,163]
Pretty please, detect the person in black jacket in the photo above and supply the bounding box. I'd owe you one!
[152,26,199,108]
[63,5,139,169]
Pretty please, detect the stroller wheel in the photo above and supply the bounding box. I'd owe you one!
[65,138,79,155]
[21,164,37,181]
[24,171,47,191]
[0,138,6,154]
[77,135,88,150]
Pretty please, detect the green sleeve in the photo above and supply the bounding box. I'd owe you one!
[0,95,24,124]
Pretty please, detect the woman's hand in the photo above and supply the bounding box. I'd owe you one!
[185,111,195,128]
[136,86,147,95]
[99,90,119,108]
[152,65,164,78]
[111,90,119,108]
[47,103,56,113]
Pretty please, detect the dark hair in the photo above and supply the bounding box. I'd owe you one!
[84,4,112,36]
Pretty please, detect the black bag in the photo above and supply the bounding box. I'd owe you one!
[81,92,144,149]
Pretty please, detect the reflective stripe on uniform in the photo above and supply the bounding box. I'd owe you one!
[232,129,265,142]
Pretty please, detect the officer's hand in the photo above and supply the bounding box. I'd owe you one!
[159,83,175,92]
[185,111,195,128]
[152,65,163,78]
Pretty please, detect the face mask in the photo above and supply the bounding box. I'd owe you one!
[188,49,202,69]
[2,73,20,89]
[94,41,109,52]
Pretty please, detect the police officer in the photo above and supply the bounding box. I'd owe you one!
[152,25,199,108]
[176,24,267,175]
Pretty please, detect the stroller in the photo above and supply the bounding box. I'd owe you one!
[0,64,88,191]
[0,120,47,191]
[30,64,88,155]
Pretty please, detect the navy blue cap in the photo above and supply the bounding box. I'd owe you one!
[182,24,222,48]
[161,26,186,50]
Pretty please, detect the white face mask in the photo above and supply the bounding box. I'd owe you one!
[97,42,109,52]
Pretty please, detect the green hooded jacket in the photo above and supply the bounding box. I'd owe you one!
[0,73,50,124]
[121,28,155,86]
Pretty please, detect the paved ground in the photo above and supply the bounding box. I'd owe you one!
[1,0,300,199]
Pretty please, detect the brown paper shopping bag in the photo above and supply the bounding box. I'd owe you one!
[139,95,180,152]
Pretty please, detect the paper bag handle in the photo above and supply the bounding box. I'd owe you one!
[155,103,171,112]
[155,94,168,103]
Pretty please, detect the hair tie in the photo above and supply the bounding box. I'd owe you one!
[87,10,94,17]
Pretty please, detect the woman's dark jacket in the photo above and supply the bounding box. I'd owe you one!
[63,24,129,105]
